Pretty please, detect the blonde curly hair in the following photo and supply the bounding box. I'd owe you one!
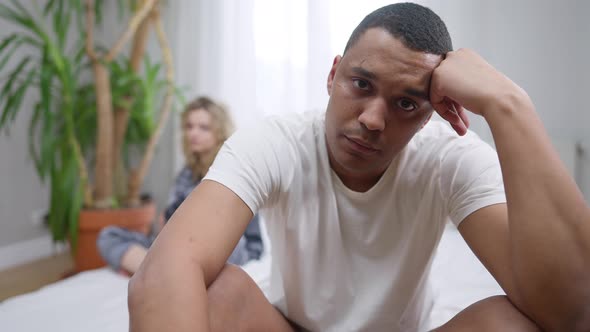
[181,96,234,179]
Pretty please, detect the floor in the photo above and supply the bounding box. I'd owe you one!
[0,252,74,301]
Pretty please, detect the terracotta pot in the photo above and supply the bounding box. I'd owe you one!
[73,200,156,272]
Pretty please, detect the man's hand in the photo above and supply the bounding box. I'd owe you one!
[429,48,529,136]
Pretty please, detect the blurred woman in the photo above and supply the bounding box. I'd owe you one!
[97,96,263,275]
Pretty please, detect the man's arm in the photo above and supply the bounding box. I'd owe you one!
[128,180,254,331]
[431,48,590,332]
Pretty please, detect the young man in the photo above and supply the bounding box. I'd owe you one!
[129,3,590,331]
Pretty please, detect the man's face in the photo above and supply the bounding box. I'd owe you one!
[325,28,442,187]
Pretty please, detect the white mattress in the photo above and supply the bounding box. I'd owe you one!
[0,224,503,331]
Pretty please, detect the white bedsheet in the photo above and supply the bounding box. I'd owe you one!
[0,224,503,331]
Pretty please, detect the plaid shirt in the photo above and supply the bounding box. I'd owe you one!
[162,166,263,260]
[163,166,199,221]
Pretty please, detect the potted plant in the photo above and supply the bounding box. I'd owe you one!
[0,0,181,271]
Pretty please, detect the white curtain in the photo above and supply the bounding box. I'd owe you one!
[167,0,421,119]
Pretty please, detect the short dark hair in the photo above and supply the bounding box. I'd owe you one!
[343,2,452,55]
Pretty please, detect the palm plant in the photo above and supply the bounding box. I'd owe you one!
[0,0,179,249]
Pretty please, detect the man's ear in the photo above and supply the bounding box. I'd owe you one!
[421,113,433,129]
[327,55,342,96]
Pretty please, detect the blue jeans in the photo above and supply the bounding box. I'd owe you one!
[96,226,250,270]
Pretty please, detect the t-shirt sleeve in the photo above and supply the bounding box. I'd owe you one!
[204,117,294,214]
[438,134,506,227]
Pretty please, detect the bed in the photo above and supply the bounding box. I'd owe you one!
[0,223,503,331]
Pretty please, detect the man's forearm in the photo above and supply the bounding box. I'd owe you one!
[129,259,210,331]
[483,92,590,330]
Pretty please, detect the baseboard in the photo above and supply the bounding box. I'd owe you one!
[0,235,69,271]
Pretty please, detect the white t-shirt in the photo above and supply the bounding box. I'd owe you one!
[205,111,506,331]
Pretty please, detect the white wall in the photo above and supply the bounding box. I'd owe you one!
[428,0,590,200]
[0,1,176,267]
[0,2,55,251]
[577,0,590,200]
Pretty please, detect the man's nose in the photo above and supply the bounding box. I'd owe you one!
[358,99,387,132]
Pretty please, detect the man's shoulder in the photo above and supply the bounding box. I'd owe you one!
[261,110,324,133]
[222,110,326,167]
[233,110,324,147]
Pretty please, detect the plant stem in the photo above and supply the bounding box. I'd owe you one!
[130,0,154,72]
[104,0,159,63]
[127,7,174,206]
[71,135,93,207]
[113,2,154,201]
[92,61,114,208]
[84,0,98,61]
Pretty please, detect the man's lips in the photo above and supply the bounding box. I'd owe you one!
[344,136,380,154]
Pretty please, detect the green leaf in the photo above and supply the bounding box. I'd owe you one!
[43,0,58,16]
[173,85,188,108]
[60,58,75,101]
[68,182,82,251]
[39,111,56,180]
[0,0,101,245]
[0,37,34,74]
[2,68,36,129]
[117,0,125,21]
[0,34,18,54]
[0,56,31,129]
[29,102,45,179]
[8,0,31,18]
[39,49,53,109]
[0,1,36,33]
[0,4,23,26]
[56,1,73,51]
[72,0,84,35]
[48,162,66,241]
[50,144,77,243]
[62,153,82,250]
[54,0,65,49]
[94,0,103,25]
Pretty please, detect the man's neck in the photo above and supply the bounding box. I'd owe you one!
[334,169,385,192]
[328,154,388,193]
[325,134,390,192]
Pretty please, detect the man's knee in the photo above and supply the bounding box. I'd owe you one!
[434,295,542,332]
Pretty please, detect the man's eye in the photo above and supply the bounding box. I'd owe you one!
[397,99,417,112]
[352,79,371,91]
